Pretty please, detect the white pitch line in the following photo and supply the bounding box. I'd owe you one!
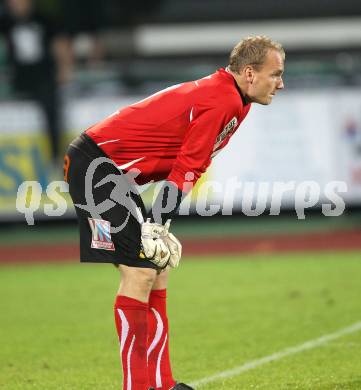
[190,321,361,388]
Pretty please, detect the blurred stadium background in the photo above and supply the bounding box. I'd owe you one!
[1,1,361,389]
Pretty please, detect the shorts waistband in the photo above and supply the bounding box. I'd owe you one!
[70,133,109,160]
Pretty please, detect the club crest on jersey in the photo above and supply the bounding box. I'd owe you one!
[88,218,115,251]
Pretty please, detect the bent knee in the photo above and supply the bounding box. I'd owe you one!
[120,265,157,288]
[152,268,169,289]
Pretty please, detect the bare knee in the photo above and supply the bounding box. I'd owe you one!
[152,268,170,290]
[118,265,157,302]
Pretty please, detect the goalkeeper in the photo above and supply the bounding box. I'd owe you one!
[64,35,285,390]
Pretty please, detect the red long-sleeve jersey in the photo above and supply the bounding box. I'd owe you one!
[86,68,251,191]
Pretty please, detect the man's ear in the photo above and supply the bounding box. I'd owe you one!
[244,66,254,84]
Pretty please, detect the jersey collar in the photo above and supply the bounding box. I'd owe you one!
[222,67,249,107]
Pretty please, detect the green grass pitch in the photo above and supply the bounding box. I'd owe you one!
[1,252,361,389]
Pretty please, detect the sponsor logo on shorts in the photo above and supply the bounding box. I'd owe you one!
[88,218,115,251]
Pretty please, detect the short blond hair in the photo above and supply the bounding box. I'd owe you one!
[229,35,285,73]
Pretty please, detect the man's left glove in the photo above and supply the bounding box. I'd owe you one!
[162,220,182,268]
[141,219,170,268]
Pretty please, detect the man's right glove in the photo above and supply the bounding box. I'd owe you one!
[162,220,182,268]
[141,219,170,268]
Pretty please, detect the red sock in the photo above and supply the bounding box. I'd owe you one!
[114,295,150,390]
[147,289,176,390]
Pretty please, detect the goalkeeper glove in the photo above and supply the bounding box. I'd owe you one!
[141,219,170,268]
[162,219,182,268]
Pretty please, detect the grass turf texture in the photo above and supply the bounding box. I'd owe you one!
[1,252,361,389]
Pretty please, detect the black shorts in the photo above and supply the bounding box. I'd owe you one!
[64,133,157,269]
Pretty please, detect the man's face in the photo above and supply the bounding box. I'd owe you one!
[246,50,284,105]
